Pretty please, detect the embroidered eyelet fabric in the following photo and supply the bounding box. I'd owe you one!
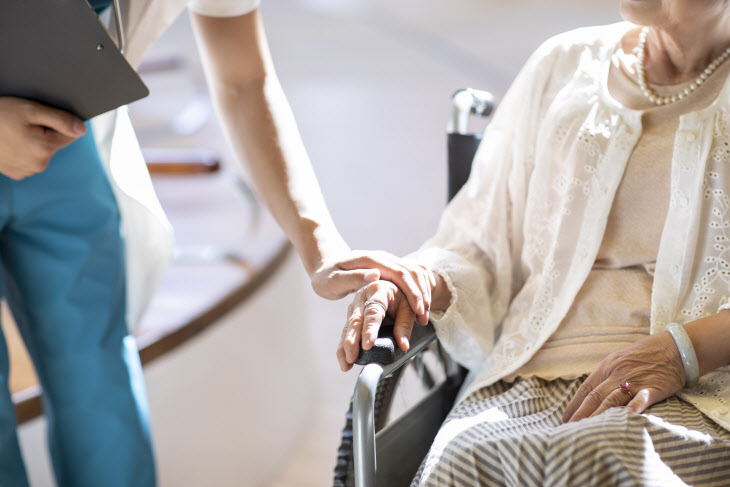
[408,22,730,431]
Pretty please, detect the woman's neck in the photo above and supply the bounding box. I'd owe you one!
[644,17,730,85]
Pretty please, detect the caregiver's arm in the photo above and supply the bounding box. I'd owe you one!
[189,10,431,316]
[337,273,452,372]
[0,97,86,179]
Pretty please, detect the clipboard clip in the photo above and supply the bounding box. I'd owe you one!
[97,0,125,54]
[110,0,125,54]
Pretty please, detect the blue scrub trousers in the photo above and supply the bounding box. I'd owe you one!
[0,127,156,486]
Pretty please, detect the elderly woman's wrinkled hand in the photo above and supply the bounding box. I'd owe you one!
[562,332,685,423]
[336,280,422,372]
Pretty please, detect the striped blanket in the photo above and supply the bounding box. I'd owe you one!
[412,376,730,486]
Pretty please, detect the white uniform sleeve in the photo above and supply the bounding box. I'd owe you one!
[187,0,260,17]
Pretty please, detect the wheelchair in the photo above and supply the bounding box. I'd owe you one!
[333,88,495,487]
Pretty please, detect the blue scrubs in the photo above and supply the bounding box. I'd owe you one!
[0,126,156,486]
[0,3,157,483]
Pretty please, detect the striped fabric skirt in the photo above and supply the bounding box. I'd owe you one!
[412,376,730,486]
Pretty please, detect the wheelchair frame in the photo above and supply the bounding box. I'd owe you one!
[336,88,494,487]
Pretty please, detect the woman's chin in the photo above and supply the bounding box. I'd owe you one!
[619,0,663,26]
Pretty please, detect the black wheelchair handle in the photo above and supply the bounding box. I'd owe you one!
[355,317,437,367]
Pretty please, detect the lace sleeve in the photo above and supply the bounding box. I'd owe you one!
[406,42,560,371]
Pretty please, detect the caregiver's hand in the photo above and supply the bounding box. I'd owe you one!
[0,97,86,180]
[336,280,421,372]
[312,250,435,323]
[562,332,685,423]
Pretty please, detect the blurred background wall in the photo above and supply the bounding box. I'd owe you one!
[17,1,621,486]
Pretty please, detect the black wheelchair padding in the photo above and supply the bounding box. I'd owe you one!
[355,316,432,366]
[447,132,482,201]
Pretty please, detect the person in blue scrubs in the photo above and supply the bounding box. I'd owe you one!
[0,1,435,485]
[0,118,154,486]
[0,3,153,487]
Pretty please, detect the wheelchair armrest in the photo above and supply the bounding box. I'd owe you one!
[349,319,441,487]
[355,317,438,375]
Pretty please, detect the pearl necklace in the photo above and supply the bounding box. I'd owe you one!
[636,27,730,105]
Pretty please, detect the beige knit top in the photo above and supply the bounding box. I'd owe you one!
[507,39,730,382]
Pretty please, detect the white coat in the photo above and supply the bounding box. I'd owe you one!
[90,0,260,330]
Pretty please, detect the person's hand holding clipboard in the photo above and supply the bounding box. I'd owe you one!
[0,0,148,179]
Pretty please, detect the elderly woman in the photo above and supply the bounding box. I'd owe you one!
[337,1,730,485]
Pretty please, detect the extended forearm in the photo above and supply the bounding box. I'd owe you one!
[210,75,346,274]
[190,10,345,276]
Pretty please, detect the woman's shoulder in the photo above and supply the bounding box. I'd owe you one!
[516,22,633,86]
[532,22,633,66]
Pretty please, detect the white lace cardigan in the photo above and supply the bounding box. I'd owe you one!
[410,22,730,431]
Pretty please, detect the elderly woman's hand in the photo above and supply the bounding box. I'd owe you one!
[562,331,685,423]
[336,279,425,372]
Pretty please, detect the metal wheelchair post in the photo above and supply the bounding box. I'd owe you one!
[353,363,385,487]
[448,88,494,135]
[446,89,494,201]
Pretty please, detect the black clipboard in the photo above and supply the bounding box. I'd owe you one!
[0,0,149,120]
